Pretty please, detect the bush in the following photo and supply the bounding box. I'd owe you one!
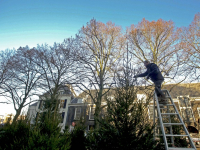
[69,125,86,150]
[0,98,71,150]
[0,120,30,150]
[85,85,162,150]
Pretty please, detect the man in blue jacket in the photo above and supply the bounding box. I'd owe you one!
[134,60,167,104]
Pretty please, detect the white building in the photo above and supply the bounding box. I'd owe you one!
[27,102,38,124]
[27,84,74,132]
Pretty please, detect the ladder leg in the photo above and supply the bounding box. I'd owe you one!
[153,94,156,141]
[162,90,197,150]
[154,92,169,150]
[167,104,175,146]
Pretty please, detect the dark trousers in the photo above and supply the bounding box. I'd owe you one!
[154,80,165,97]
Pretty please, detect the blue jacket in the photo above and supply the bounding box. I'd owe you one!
[137,63,164,82]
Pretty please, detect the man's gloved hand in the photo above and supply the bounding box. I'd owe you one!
[133,75,138,78]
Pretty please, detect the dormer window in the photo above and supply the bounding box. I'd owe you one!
[60,99,67,108]
[59,90,64,95]
[60,100,65,108]
[77,99,83,103]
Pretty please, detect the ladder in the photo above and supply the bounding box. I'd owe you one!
[153,89,197,150]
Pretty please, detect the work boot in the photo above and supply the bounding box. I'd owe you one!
[156,96,161,102]
[159,95,167,105]
[159,100,167,105]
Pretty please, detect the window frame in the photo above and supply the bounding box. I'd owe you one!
[148,105,155,120]
[89,106,95,120]
[197,107,200,117]
[74,107,81,120]
[60,100,65,108]
[180,107,195,122]
[61,112,65,123]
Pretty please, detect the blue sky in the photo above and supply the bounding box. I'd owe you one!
[0,0,200,51]
[0,0,200,115]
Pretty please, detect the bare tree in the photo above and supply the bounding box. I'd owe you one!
[0,49,16,104]
[35,41,76,100]
[127,18,188,86]
[73,19,126,129]
[180,13,200,81]
[0,46,42,122]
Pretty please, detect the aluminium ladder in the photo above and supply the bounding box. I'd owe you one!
[153,89,196,150]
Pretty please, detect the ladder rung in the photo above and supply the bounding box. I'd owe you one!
[160,108,168,109]
[155,134,189,137]
[165,134,189,137]
[161,113,178,115]
[159,104,174,106]
[155,116,170,118]
[168,148,195,150]
[154,90,196,150]
[163,123,183,125]
[156,125,171,127]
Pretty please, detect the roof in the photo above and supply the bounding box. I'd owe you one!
[59,84,72,94]
[30,102,38,106]
[163,83,200,98]
[42,84,73,96]
[71,98,78,103]
[78,82,200,99]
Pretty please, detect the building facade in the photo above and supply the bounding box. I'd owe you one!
[27,83,200,135]
[27,85,74,132]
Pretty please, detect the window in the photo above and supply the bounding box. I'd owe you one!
[197,107,200,117]
[63,99,67,108]
[60,100,65,108]
[61,112,65,123]
[148,105,154,120]
[89,106,95,120]
[77,99,82,103]
[59,99,67,108]
[181,108,194,122]
[38,100,43,109]
[178,96,191,107]
[74,107,81,120]
[59,90,64,95]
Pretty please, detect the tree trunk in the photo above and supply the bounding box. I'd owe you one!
[12,99,26,123]
[94,101,101,129]
[13,107,23,123]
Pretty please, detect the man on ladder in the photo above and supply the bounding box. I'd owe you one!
[134,60,167,104]
[134,60,196,149]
